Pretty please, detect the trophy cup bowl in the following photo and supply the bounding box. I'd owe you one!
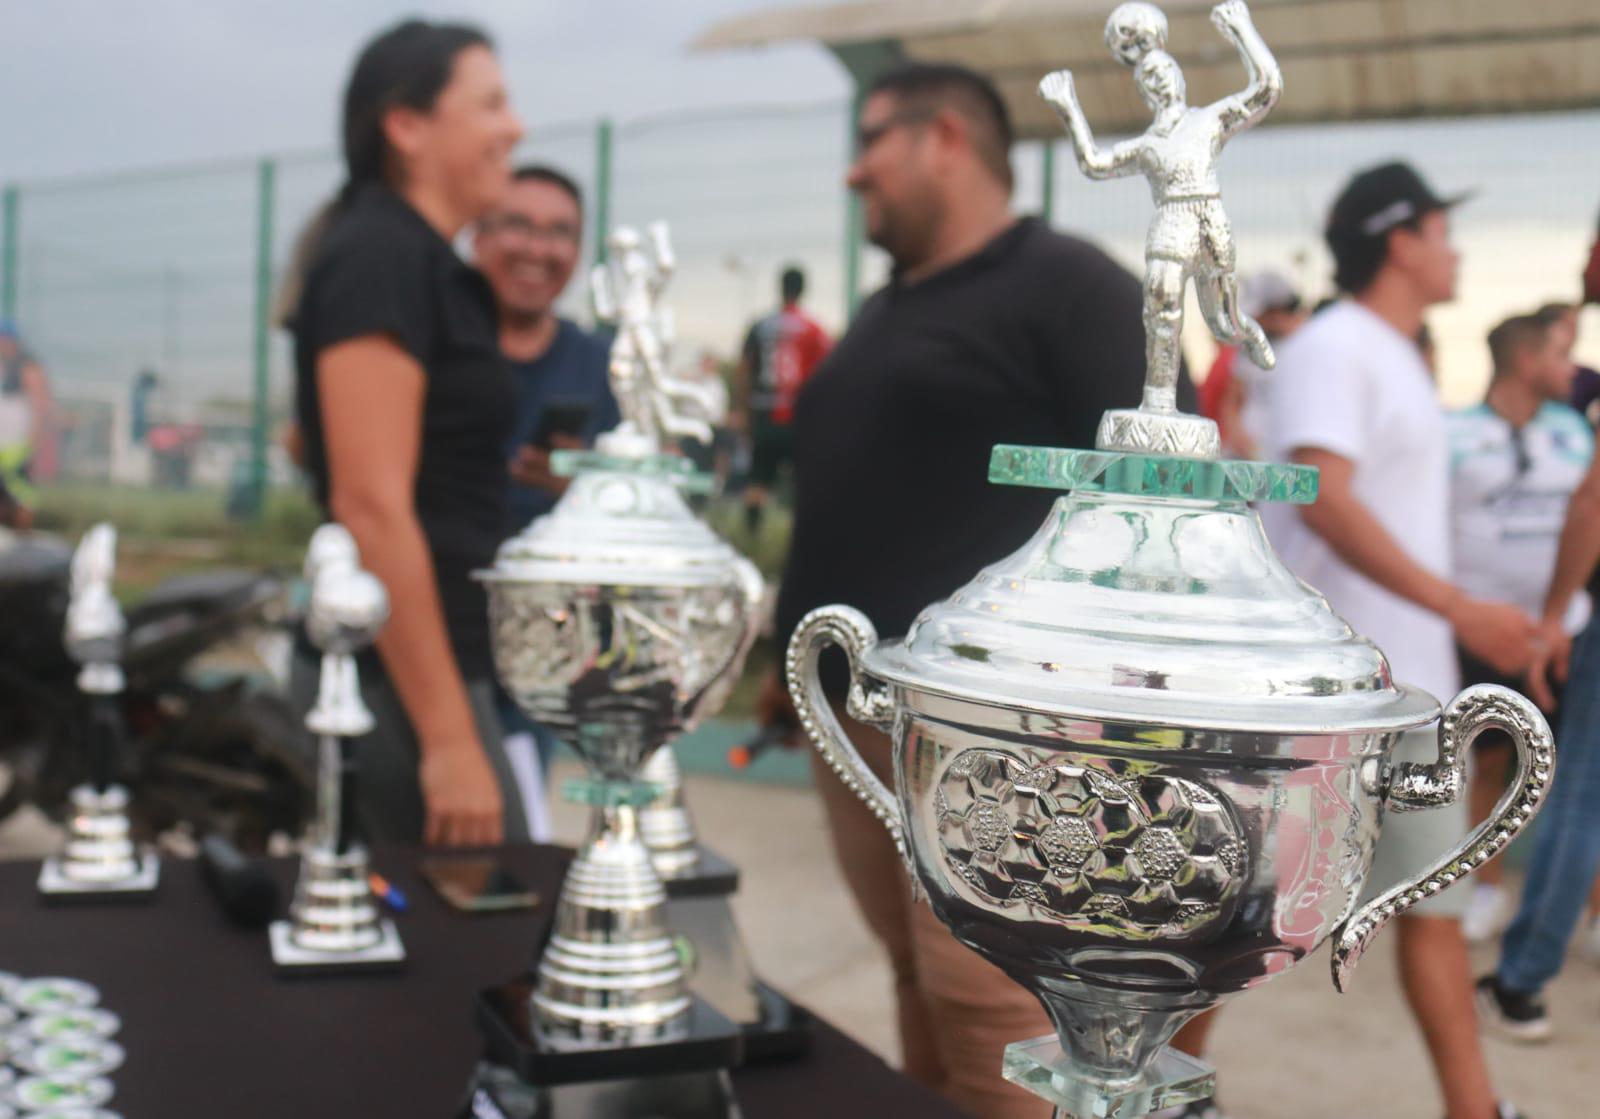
[483,465,762,1044]
[787,454,1553,1114]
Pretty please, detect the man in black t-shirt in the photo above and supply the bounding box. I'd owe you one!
[763,63,1183,1119]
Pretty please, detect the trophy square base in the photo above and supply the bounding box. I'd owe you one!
[1002,1036,1215,1119]
[462,1061,740,1119]
[37,853,160,901]
[657,847,740,899]
[268,919,406,974]
[475,978,742,1088]
[740,979,813,1062]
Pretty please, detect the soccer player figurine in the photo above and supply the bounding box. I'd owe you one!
[590,222,725,450]
[1040,0,1282,448]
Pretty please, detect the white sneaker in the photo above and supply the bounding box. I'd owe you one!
[1462,883,1510,943]
[1581,914,1600,967]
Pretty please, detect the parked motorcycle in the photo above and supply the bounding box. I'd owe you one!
[0,527,311,851]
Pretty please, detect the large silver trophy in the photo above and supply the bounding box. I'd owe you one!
[476,222,765,1111]
[788,5,1555,1117]
[38,523,160,898]
[269,523,404,971]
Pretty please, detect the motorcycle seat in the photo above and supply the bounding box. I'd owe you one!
[131,569,281,623]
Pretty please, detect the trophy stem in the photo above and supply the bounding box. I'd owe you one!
[534,792,692,1044]
[270,524,402,971]
[40,524,160,899]
[637,745,700,877]
[1000,985,1214,1119]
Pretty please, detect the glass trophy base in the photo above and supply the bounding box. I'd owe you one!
[561,777,660,809]
[268,918,406,974]
[476,977,743,1088]
[463,1060,741,1119]
[37,853,160,901]
[1002,1036,1216,1119]
[989,443,1318,505]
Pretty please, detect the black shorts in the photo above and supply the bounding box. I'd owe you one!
[1456,646,1560,748]
[749,412,795,489]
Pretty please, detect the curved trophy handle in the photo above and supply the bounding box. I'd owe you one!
[1331,685,1554,991]
[785,606,913,879]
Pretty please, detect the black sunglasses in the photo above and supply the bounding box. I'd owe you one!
[854,109,936,155]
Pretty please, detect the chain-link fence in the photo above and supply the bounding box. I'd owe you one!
[2,103,1597,511]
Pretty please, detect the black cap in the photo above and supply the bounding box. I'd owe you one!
[1325,161,1472,243]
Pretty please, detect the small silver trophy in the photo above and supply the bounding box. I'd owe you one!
[38,523,160,898]
[473,222,776,1111]
[269,523,404,971]
[788,5,1556,1117]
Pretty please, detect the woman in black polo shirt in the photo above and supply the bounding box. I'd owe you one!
[292,20,526,845]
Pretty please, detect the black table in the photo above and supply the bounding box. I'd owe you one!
[0,846,966,1118]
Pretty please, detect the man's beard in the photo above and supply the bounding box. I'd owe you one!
[870,199,939,275]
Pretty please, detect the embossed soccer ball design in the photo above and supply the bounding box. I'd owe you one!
[1105,1,1168,65]
[937,750,1247,940]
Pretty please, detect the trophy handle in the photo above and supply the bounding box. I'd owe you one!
[1331,684,1554,991]
[785,606,913,879]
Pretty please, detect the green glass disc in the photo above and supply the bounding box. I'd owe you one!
[552,449,714,494]
[988,444,1318,505]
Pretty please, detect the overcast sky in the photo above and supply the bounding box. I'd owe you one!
[1,0,848,181]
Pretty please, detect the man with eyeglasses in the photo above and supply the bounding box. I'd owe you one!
[474,165,620,836]
[475,164,619,533]
[764,62,1165,1118]
[1447,314,1589,951]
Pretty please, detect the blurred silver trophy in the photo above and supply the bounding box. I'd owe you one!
[474,221,771,1112]
[269,523,404,971]
[591,220,735,881]
[38,523,160,898]
[788,5,1556,1118]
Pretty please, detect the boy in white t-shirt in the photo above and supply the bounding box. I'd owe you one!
[1448,314,1590,945]
[1176,163,1537,1119]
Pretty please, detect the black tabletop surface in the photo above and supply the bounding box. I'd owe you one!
[0,845,966,1118]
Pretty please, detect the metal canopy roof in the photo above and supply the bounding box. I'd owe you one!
[694,0,1600,138]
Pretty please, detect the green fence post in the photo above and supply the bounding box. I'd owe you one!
[248,158,276,520]
[1,185,18,322]
[843,92,865,321]
[1041,140,1057,226]
[594,117,613,265]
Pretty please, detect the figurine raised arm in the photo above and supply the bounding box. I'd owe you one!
[1039,0,1282,455]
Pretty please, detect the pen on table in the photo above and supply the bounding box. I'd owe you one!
[369,872,409,914]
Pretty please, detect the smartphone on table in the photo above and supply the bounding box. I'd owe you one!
[418,856,540,914]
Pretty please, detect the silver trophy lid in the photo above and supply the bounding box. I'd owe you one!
[855,0,1439,737]
[862,451,1439,734]
[486,468,750,590]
